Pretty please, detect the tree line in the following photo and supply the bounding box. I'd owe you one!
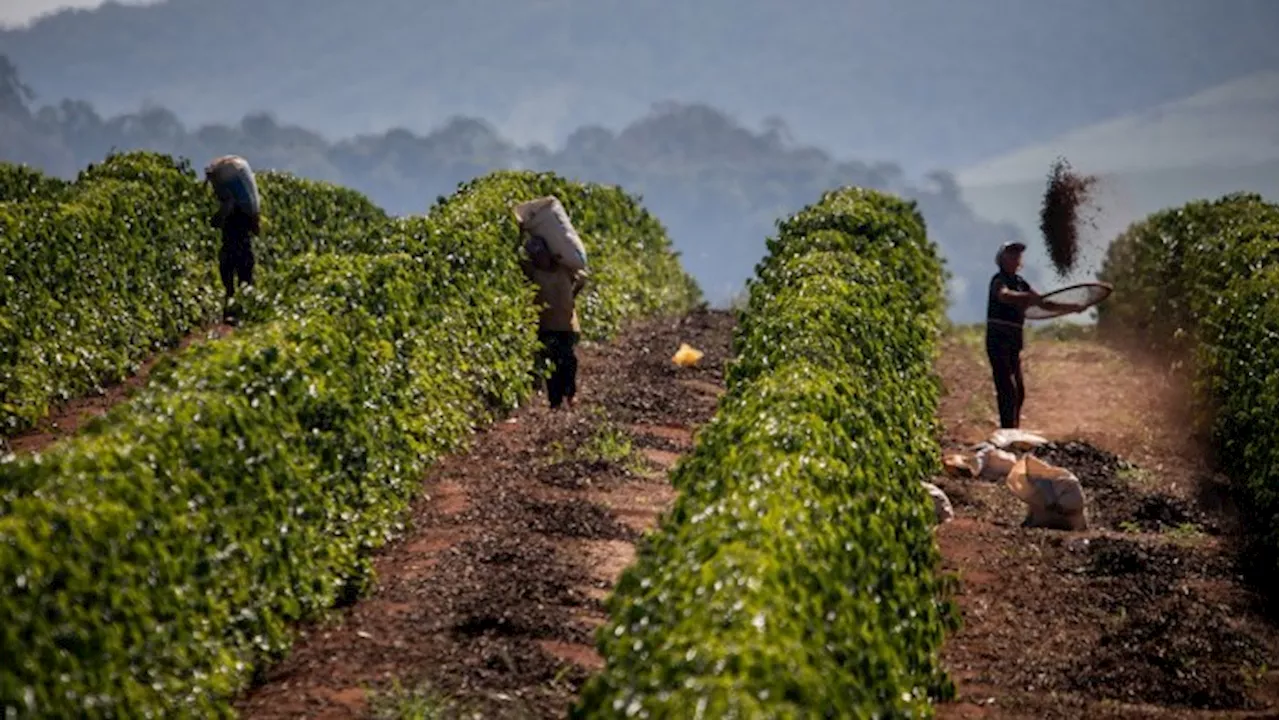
[0,55,1021,315]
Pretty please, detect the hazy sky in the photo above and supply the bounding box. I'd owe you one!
[0,0,150,28]
[4,0,1275,174]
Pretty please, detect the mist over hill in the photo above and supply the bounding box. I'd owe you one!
[2,0,1275,316]
[0,58,1020,317]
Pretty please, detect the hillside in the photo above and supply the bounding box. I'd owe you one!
[3,0,1275,171]
[1,149,1274,718]
[0,63,1017,318]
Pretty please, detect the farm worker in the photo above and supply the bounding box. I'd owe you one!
[203,155,262,321]
[986,242,1084,428]
[519,232,587,411]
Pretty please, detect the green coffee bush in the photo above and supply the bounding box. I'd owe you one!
[574,188,955,718]
[1098,193,1278,590]
[427,171,701,340]
[254,170,392,259]
[0,163,67,203]
[0,164,696,718]
[0,152,392,435]
[1097,194,1274,348]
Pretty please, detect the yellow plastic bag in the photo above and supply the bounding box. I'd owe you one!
[672,343,704,368]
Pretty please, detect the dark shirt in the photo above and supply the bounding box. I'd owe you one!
[987,272,1032,329]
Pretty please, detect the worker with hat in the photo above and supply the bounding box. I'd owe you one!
[986,241,1084,428]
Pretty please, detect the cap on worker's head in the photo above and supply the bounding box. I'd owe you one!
[995,241,1027,265]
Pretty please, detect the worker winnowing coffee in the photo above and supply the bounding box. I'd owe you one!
[985,242,1086,428]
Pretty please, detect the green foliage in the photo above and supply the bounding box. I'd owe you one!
[1027,321,1095,343]
[0,163,696,717]
[573,188,955,718]
[1097,194,1275,350]
[0,151,390,436]
[254,170,392,260]
[0,163,218,433]
[426,171,701,340]
[74,150,199,190]
[369,680,467,720]
[1097,192,1278,591]
[0,163,67,202]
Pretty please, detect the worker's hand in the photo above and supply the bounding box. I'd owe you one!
[532,250,554,271]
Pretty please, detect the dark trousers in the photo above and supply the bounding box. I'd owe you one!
[537,330,579,409]
[218,211,256,301]
[986,327,1025,429]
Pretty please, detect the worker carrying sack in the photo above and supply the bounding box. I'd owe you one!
[206,155,262,218]
[512,196,588,271]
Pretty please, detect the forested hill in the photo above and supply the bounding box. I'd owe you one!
[0,56,1019,317]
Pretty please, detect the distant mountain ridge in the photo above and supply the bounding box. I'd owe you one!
[0,57,1020,319]
[3,0,1275,317]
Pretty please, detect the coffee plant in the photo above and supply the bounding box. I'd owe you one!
[0,151,391,436]
[1097,193,1278,591]
[0,161,697,717]
[573,188,957,718]
[0,164,67,203]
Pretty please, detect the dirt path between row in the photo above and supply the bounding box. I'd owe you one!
[236,309,735,719]
[932,329,1277,720]
[4,322,234,455]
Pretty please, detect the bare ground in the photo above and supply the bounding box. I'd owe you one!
[234,309,735,719]
[13,312,1273,719]
[933,328,1278,720]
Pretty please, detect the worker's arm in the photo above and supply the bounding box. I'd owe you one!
[995,285,1041,309]
[518,232,541,281]
[571,269,587,298]
[209,196,234,229]
[1020,283,1086,313]
[518,254,536,281]
[998,284,1084,314]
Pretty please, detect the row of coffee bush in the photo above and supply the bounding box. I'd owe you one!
[0,153,388,435]
[0,160,698,717]
[574,188,957,717]
[1098,193,1278,592]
